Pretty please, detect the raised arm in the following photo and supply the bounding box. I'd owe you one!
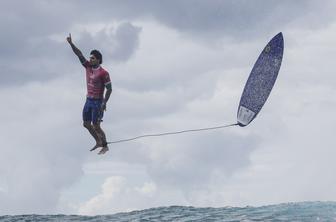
[66,33,87,65]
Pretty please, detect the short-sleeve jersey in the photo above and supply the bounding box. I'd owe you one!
[83,61,111,99]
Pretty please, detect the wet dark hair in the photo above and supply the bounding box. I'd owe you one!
[90,49,103,64]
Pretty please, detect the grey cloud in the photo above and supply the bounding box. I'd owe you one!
[1,22,140,86]
[76,0,336,39]
[75,22,142,62]
[145,132,259,191]
[0,39,71,86]
[2,0,334,86]
[111,22,142,61]
[0,1,142,86]
[0,1,74,58]
[0,84,88,214]
[106,130,259,193]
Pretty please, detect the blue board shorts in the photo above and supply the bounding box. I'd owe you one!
[83,98,104,124]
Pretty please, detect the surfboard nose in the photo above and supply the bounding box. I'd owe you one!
[273,32,284,48]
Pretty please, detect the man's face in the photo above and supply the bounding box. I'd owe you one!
[89,55,99,66]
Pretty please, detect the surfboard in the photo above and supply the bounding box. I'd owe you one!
[237,32,284,127]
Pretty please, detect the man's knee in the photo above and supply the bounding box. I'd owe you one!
[83,121,92,129]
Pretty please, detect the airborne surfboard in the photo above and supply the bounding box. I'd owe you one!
[237,32,284,127]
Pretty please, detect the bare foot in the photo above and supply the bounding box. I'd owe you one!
[90,143,102,151]
[98,146,109,155]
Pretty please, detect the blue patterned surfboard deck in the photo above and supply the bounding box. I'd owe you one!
[237,32,284,127]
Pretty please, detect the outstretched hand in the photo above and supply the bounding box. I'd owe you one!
[66,33,72,44]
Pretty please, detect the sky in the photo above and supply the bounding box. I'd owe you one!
[0,0,336,215]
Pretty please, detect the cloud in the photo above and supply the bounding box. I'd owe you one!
[142,131,258,190]
[77,129,259,215]
[78,176,126,215]
[74,22,142,62]
[0,22,141,86]
[2,0,334,86]
[0,0,141,86]
[0,0,75,58]
[110,22,142,61]
[78,176,188,215]
[75,0,336,40]
[0,76,87,214]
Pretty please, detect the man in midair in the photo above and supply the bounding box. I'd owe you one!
[67,33,112,155]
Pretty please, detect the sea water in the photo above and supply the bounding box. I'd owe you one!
[1,201,336,222]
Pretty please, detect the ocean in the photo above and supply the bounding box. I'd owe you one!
[1,201,336,222]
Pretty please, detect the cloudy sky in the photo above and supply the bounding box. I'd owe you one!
[1,0,336,215]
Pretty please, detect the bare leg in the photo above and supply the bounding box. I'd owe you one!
[83,121,102,151]
[93,122,109,155]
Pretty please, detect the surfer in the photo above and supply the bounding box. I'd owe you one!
[66,33,112,155]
